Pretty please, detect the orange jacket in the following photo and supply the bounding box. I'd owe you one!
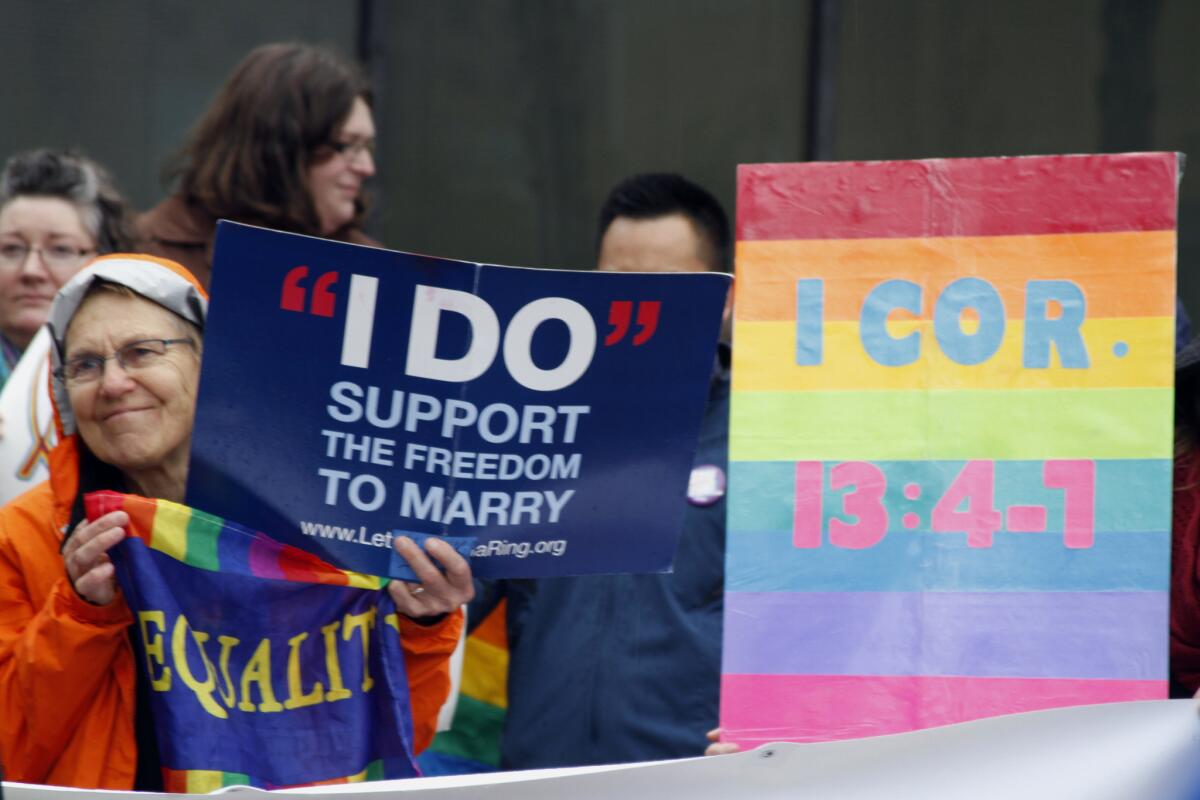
[0,371,461,789]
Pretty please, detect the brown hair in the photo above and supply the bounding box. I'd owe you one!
[0,148,134,253]
[172,42,371,235]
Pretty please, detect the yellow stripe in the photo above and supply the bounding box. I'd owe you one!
[460,637,509,709]
[729,387,1171,461]
[732,317,1172,391]
[344,766,369,783]
[185,771,225,794]
[150,498,189,563]
[343,572,383,590]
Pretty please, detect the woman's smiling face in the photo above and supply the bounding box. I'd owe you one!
[64,291,201,477]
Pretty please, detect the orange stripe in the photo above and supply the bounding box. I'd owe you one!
[735,230,1175,321]
[472,598,508,648]
[302,773,353,787]
[122,495,157,547]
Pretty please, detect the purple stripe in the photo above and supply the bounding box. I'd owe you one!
[723,591,1166,680]
[247,534,287,581]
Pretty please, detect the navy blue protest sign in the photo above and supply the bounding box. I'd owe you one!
[186,222,729,578]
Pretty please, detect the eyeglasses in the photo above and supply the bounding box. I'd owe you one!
[328,138,376,162]
[57,338,196,384]
[0,242,96,270]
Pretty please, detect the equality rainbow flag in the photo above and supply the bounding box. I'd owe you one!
[720,154,1178,746]
[84,492,422,790]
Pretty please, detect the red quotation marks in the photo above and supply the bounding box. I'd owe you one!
[605,300,661,346]
[280,266,339,317]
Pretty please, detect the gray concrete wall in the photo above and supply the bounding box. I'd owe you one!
[371,0,806,268]
[0,0,356,213]
[2,0,1197,309]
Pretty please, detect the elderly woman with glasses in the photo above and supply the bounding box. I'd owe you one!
[0,149,133,387]
[0,255,471,789]
[138,42,378,289]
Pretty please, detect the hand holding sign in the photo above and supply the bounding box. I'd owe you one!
[387,534,475,618]
[63,509,128,605]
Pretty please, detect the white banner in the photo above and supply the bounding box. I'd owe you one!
[0,327,54,505]
[5,701,1198,800]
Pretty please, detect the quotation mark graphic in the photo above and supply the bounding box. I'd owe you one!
[280,266,339,317]
[605,300,661,346]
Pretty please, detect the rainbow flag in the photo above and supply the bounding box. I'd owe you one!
[419,600,509,774]
[85,491,421,789]
[87,491,387,590]
[721,154,1177,746]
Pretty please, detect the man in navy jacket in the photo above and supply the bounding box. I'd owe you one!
[471,173,731,768]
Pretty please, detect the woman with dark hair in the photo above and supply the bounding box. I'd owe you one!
[137,42,377,288]
[0,149,133,386]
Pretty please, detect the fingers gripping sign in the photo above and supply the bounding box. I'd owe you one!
[63,510,128,605]
[705,727,741,757]
[387,535,475,619]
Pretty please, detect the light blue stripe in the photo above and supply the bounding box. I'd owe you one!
[726,528,1168,592]
[728,459,1171,535]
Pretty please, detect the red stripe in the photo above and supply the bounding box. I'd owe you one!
[719,673,1165,745]
[82,490,123,522]
[276,543,349,586]
[161,770,188,793]
[736,153,1178,241]
[275,556,327,585]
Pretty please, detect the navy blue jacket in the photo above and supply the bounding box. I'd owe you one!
[471,346,729,768]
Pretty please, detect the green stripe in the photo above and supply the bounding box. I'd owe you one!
[221,772,250,787]
[426,694,505,767]
[185,509,222,572]
[730,387,1173,461]
[364,760,384,781]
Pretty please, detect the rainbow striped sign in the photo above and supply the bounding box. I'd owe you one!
[720,154,1178,746]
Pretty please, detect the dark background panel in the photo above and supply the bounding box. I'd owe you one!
[829,0,1199,308]
[831,0,1104,160]
[1155,0,1200,307]
[1,0,1197,308]
[0,0,356,209]
[2,1,159,203]
[373,0,806,269]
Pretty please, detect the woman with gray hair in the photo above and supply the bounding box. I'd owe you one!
[0,255,470,788]
[0,149,133,386]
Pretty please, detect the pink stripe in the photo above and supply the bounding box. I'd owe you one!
[736,153,1178,241]
[248,534,287,580]
[719,674,1165,746]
